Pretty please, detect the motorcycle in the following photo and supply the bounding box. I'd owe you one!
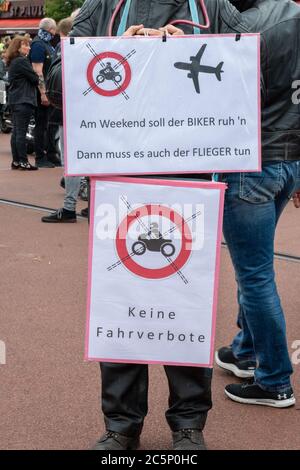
[132,233,176,258]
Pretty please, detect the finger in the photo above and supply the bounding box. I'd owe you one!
[137,28,163,36]
[292,193,300,208]
[161,24,184,36]
[159,27,170,36]
[146,28,163,36]
[123,24,144,36]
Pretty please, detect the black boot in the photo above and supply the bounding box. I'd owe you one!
[11,161,20,170]
[20,161,38,171]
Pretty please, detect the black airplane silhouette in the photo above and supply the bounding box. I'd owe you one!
[174,44,224,94]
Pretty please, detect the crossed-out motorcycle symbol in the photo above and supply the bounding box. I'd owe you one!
[96,62,122,84]
[131,223,176,258]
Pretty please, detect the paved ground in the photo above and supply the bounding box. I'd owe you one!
[0,133,299,450]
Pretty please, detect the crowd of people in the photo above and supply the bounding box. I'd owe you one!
[1,19,68,170]
[0,10,88,218]
[1,0,300,451]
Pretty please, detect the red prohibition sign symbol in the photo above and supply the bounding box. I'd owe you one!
[116,205,192,280]
[86,51,131,97]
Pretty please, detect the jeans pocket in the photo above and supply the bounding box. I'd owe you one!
[239,172,279,204]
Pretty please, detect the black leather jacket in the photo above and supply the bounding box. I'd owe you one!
[50,0,300,162]
[71,0,249,36]
[8,56,38,107]
[231,0,300,161]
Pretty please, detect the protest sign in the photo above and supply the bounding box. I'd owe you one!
[85,177,225,366]
[62,34,261,176]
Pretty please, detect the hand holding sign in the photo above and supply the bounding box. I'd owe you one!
[122,24,144,36]
[159,25,185,36]
[124,24,184,37]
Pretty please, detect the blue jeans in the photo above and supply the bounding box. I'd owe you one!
[222,161,300,393]
[59,126,81,212]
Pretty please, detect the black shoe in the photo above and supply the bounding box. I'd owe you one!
[225,380,296,408]
[172,429,206,451]
[41,208,77,223]
[20,161,38,171]
[80,207,89,218]
[35,158,55,168]
[11,161,20,170]
[215,346,256,378]
[92,431,140,451]
[60,177,65,189]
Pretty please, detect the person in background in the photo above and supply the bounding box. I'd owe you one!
[0,51,5,80]
[70,8,81,20]
[42,13,88,223]
[6,36,38,170]
[29,17,58,168]
[0,50,7,130]
[55,17,73,54]
[24,33,32,44]
[4,36,11,49]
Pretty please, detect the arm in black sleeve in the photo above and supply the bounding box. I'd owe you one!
[0,60,5,80]
[228,1,257,12]
[216,1,267,106]
[212,0,250,34]
[70,0,102,37]
[20,58,39,85]
[260,34,267,108]
[47,0,103,108]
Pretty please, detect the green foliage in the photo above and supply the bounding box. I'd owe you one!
[45,0,85,22]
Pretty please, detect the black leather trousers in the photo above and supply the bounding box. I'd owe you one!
[100,362,212,437]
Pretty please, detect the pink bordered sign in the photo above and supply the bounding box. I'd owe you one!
[62,35,261,177]
[85,177,226,367]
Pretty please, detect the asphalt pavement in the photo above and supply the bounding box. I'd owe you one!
[0,133,299,450]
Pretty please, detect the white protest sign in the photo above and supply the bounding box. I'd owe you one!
[85,178,225,366]
[62,34,261,176]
